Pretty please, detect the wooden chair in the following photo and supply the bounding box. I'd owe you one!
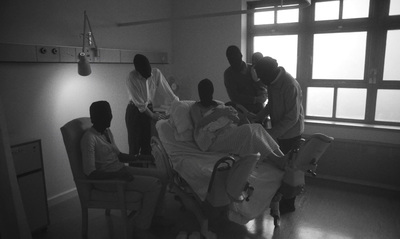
[60,117,143,239]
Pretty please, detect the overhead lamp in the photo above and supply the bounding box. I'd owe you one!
[78,11,98,76]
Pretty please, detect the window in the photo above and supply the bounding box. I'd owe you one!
[247,0,400,127]
[253,35,298,78]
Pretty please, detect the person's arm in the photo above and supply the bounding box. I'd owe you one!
[156,69,179,103]
[254,81,268,104]
[142,106,168,121]
[256,103,270,123]
[126,72,151,113]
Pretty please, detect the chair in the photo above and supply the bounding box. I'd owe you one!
[270,133,334,226]
[60,117,143,239]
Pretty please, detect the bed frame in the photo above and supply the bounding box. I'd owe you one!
[151,132,334,234]
[151,136,218,239]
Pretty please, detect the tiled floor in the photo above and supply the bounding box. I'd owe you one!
[33,178,400,239]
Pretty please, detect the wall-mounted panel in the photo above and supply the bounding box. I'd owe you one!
[99,49,120,63]
[36,46,60,62]
[0,44,37,62]
[59,47,77,62]
[0,43,168,64]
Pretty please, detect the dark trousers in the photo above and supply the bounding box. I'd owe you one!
[277,135,303,213]
[125,103,152,156]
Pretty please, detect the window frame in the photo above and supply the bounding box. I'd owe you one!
[247,0,400,127]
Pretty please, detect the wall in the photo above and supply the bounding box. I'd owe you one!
[171,0,245,101]
[0,0,172,202]
[170,0,400,190]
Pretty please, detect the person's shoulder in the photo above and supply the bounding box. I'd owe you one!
[152,68,161,75]
[81,127,96,143]
[128,70,139,80]
[224,67,235,79]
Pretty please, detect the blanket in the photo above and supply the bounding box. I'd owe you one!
[156,119,284,224]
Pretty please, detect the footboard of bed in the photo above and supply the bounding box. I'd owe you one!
[150,136,217,239]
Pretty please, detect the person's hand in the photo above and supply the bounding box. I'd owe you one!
[158,113,169,120]
[255,95,267,104]
[246,112,257,122]
[225,107,240,123]
[152,112,169,121]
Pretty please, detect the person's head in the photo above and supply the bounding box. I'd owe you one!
[90,101,112,133]
[251,52,263,65]
[134,54,152,79]
[254,56,280,86]
[226,45,243,71]
[198,78,215,107]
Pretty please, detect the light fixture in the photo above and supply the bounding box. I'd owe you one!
[78,11,98,76]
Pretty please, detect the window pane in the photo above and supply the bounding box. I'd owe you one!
[389,0,400,16]
[254,35,298,78]
[375,90,400,122]
[383,30,400,81]
[336,88,366,119]
[306,87,334,117]
[343,0,370,19]
[277,9,299,23]
[254,7,274,25]
[315,1,340,21]
[313,32,367,80]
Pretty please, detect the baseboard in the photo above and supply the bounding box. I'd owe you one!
[311,174,400,192]
[47,187,77,208]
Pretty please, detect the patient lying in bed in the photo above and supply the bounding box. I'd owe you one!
[154,79,288,224]
[191,78,289,170]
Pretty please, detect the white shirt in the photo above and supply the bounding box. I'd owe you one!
[81,127,124,175]
[126,68,178,112]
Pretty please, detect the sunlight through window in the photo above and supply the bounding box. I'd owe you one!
[254,7,274,25]
[315,1,340,21]
[254,35,298,78]
[375,90,400,122]
[277,8,299,23]
[389,0,400,16]
[313,32,367,80]
[383,30,400,81]
[336,88,366,120]
[306,87,334,117]
[343,0,370,19]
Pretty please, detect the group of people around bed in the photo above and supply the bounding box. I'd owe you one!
[79,46,304,236]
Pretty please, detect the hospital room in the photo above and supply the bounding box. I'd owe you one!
[1,0,399,238]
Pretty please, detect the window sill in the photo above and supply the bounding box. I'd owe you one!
[305,119,400,131]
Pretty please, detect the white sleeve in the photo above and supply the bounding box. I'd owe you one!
[126,71,148,112]
[80,131,96,176]
[152,69,179,109]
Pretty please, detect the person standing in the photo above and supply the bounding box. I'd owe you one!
[254,56,305,214]
[224,46,268,116]
[125,54,178,158]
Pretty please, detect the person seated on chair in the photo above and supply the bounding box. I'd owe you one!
[190,78,291,170]
[81,100,168,231]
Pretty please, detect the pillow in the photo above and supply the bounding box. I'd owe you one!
[168,100,195,134]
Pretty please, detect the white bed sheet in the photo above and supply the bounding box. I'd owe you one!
[156,119,284,223]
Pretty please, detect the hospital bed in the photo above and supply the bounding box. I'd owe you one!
[150,100,334,238]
